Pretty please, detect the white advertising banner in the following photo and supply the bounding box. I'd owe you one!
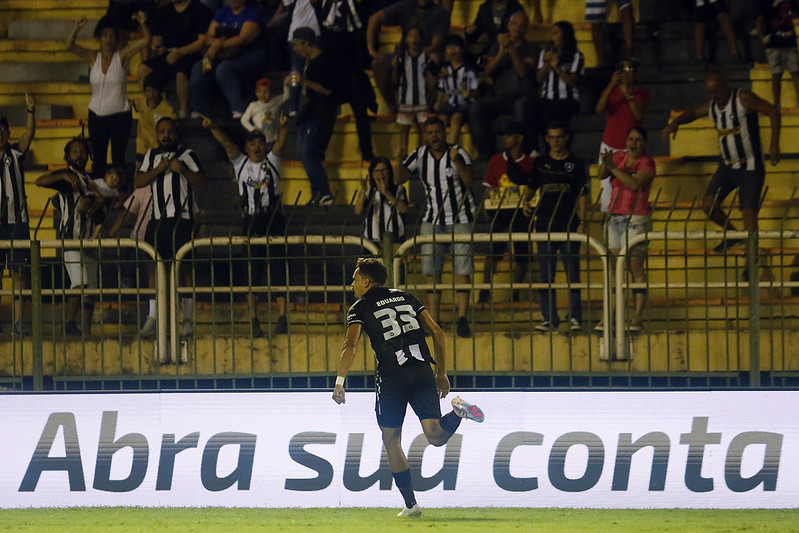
[1,391,796,508]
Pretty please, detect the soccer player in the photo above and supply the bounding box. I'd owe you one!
[332,257,484,517]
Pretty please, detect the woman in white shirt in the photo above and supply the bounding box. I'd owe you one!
[67,12,151,180]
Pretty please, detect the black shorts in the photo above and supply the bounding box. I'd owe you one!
[694,0,730,23]
[706,163,764,211]
[143,52,199,80]
[0,222,30,270]
[439,102,471,118]
[145,217,194,261]
[375,362,441,428]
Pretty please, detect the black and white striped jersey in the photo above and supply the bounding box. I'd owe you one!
[0,143,29,225]
[402,144,475,226]
[139,145,203,220]
[397,51,431,106]
[52,167,94,240]
[709,88,763,171]
[232,152,281,215]
[362,183,407,243]
[437,63,478,107]
[538,49,584,102]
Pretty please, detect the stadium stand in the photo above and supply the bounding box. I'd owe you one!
[0,0,798,391]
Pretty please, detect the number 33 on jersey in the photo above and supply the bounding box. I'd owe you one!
[346,286,434,376]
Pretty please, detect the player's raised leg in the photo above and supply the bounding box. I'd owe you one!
[451,396,486,422]
[420,396,485,446]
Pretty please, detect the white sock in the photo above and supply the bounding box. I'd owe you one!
[148,299,156,318]
[182,298,194,322]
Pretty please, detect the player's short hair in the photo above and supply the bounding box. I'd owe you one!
[356,257,387,285]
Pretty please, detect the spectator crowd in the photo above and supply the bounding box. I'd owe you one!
[0,0,789,346]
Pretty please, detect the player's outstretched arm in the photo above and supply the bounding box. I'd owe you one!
[333,323,362,404]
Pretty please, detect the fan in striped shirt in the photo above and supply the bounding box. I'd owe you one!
[0,94,36,336]
[663,72,781,252]
[397,117,476,338]
[204,115,289,338]
[535,21,584,147]
[35,137,99,337]
[392,26,436,159]
[434,34,478,146]
[134,117,207,339]
[354,157,408,247]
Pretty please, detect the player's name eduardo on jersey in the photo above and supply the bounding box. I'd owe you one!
[346,286,434,376]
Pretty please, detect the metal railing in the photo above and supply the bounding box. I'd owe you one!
[615,230,799,385]
[393,231,612,358]
[0,237,166,389]
[4,193,799,390]
[170,235,380,366]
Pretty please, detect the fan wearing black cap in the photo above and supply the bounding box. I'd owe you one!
[479,120,534,305]
[0,93,36,336]
[202,114,289,338]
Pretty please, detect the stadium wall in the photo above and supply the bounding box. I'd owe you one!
[2,391,797,509]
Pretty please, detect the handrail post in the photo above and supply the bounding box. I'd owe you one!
[748,230,760,387]
[30,240,43,391]
[382,231,394,286]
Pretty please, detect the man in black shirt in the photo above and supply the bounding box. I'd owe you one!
[332,257,484,517]
[523,122,587,332]
[292,26,339,206]
[138,0,213,118]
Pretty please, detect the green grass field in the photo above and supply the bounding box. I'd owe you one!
[0,508,797,532]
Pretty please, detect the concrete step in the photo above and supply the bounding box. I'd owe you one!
[7,18,99,40]
[0,105,73,124]
[0,80,141,112]
[0,62,88,83]
[0,1,105,37]
[0,38,98,63]
[751,63,799,108]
